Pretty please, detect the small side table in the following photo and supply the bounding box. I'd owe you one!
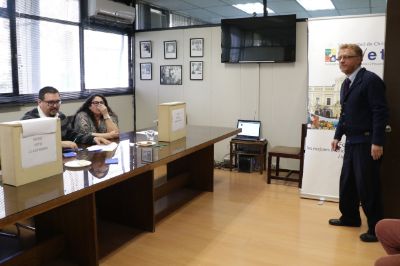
[229,139,268,174]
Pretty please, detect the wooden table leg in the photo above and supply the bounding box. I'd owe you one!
[35,194,98,266]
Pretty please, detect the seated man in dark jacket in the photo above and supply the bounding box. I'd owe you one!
[21,86,110,149]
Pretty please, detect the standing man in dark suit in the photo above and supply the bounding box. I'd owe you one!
[329,44,389,242]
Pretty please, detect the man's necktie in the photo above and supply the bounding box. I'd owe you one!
[343,78,351,94]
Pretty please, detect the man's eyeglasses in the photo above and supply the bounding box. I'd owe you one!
[42,100,62,106]
[337,55,359,61]
[92,101,104,105]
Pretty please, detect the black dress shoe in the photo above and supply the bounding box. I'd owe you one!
[328,218,361,227]
[360,232,378,242]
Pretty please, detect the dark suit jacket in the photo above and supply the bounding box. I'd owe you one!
[334,67,389,145]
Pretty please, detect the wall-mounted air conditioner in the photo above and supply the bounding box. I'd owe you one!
[88,0,135,24]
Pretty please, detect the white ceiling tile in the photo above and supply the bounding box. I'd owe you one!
[268,1,305,13]
[307,9,340,18]
[178,8,222,22]
[143,0,197,11]
[220,0,262,5]
[278,11,309,19]
[371,6,386,14]
[332,0,370,9]
[338,7,371,16]
[182,0,227,8]
[371,0,387,7]
[140,0,387,24]
[206,5,249,17]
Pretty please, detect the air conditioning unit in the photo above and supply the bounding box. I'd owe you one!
[88,0,135,24]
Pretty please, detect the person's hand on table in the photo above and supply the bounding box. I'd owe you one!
[105,130,119,139]
[62,140,78,150]
[94,136,111,145]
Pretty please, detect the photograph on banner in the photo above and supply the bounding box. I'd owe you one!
[307,15,385,130]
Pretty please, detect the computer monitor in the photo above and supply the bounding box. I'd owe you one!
[236,120,261,139]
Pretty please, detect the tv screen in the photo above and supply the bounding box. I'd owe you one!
[221,15,296,63]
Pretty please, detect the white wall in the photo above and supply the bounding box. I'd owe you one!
[135,22,308,167]
[0,95,134,133]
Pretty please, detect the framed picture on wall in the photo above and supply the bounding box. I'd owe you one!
[140,41,152,58]
[164,40,177,59]
[160,65,182,85]
[190,38,203,57]
[190,61,203,80]
[140,63,152,80]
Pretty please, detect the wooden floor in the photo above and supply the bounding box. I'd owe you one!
[100,169,385,266]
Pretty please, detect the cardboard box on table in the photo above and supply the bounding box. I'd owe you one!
[0,118,63,186]
[158,102,186,142]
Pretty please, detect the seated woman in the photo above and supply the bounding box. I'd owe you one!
[74,94,119,140]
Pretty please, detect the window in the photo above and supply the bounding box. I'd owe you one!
[326,98,331,105]
[0,0,132,102]
[0,18,12,93]
[16,18,80,94]
[84,30,129,89]
[16,0,80,22]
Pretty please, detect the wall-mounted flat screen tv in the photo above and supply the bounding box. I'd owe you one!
[221,15,296,63]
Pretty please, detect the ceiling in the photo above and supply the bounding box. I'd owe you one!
[140,0,387,24]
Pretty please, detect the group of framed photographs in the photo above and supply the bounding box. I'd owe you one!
[139,38,204,83]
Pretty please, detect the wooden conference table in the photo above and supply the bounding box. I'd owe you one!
[0,125,239,266]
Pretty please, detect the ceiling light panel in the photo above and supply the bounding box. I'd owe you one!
[233,3,274,14]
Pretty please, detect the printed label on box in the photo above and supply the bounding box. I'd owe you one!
[20,133,57,168]
[171,108,185,132]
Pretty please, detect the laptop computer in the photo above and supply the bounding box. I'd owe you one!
[232,119,261,141]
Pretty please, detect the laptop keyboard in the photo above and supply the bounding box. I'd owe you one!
[233,136,259,141]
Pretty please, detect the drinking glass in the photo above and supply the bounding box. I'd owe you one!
[145,130,155,141]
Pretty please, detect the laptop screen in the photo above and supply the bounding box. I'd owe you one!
[237,120,261,138]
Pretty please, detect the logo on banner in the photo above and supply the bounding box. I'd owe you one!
[325,44,384,65]
[325,48,337,62]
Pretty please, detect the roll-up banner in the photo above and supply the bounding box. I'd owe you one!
[302,15,385,201]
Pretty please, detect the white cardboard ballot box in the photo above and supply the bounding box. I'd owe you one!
[158,102,186,142]
[0,118,63,186]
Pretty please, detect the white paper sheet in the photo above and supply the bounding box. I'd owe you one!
[87,142,118,152]
[21,133,57,168]
[171,108,185,132]
[20,117,58,137]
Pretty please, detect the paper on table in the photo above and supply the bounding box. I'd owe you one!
[87,142,118,152]
[137,130,158,135]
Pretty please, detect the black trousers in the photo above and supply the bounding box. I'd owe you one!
[339,142,383,233]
